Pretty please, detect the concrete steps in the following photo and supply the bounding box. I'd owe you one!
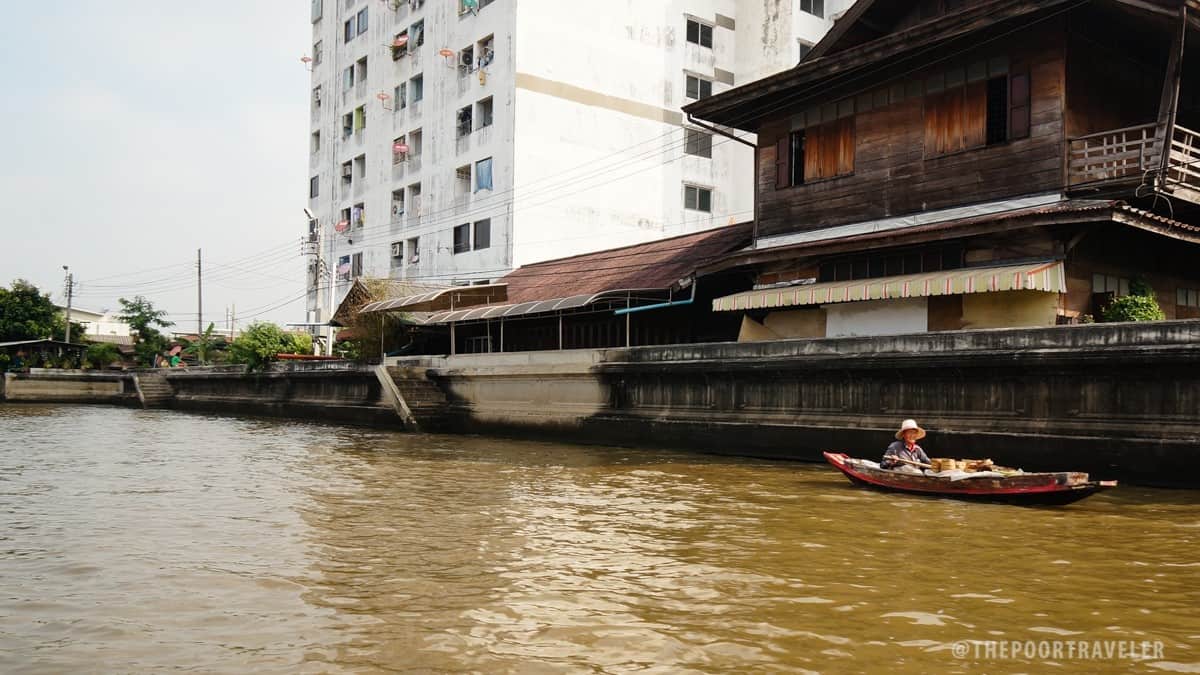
[386,366,456,432]
[134,371,174,408]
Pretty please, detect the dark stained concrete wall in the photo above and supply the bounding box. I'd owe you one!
[411,321,1200,487]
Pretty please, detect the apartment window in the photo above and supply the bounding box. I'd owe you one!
[684,185,712,212]
[477,35,495,68]
[313,40,323,66]
[395,83,407,109]
[343,66,354,90]
[798,40,813,61]
[339,207,351,228]
[310,131,320,153]
[475,157,493,192]
[409,129,423,156]
[800,0,824,18]
[474,219,491,250]
[354,105,366,133]
[341,160,353,184]
[455,165,471,196]
[309,175,319,198]
[344,17,356,43]
[407,236,420,263]
[456,106,472,138]
[352,202,365,228]
[453,224,470,254]
[312,85,322,109]
[351,252,363,278]
[411,74,424,102]
[476,97,493,128]
[923,58,1029,156]
[342,112,353,139]
[411,19,425,47]
[686,75,713,100]
[1178,288,1200,307]
[391,189,405,219]
[1093,274,1130,297]
[392,31,409,60]
[684,129,713,158]
[311,0,323,23]
[392,135,407,164]
[391,241,404,267]
[337,254,351,281]
[355,57,368,85]
[409,182,422,215]
[354,154,366,179]
[686,19,713,48]
[458,45,474,77]
[356,7,368,35]
[479,0,494,9]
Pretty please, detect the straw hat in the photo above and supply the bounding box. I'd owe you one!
[895,419,926,440]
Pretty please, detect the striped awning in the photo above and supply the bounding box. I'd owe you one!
[712,261,1066,312]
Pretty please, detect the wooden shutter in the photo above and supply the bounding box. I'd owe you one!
[836,117,855,175]
[1009,71,1031,140]
[775,137,791,189]
[805,125,824,180]
[963,80,988,149]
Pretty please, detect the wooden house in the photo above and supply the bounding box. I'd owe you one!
[685,0,1200,339]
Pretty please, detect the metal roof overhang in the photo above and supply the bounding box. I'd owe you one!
[360,284,508,314]
[712,261,1066,312]
[421,289,671,324]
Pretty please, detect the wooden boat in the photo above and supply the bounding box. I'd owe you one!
[823,452,1116,506]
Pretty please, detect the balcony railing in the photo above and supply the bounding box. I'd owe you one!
[1165,124,1200,199]
[1067,123,1161,187]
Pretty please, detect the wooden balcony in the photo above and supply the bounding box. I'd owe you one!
[1068,123,1200,205]
[1164,124,1200,204]
[1067,123,1161,188]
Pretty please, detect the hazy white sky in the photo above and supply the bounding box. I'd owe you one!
[0,2,312,330]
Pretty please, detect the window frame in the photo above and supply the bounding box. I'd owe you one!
[684,128,713,158]
[685,74,714,100]
[799,0,824,18]
[473,219,491,250]
[686,18,713,49]
[683,184,713,212]
[309,175,319,199]
[453,224,471,254]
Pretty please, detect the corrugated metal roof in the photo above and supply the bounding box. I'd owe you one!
[360,284,507,314]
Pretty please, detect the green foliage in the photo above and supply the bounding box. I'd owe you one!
[1102,294,1166,323]
[228,322,303,371]
[1129,278,1154,298]
[0,279,70,342]
[333,339,361,360]
[118,296,173,366]
[84,343,121,370]
[181,322,222,365]
[289,332,313,356]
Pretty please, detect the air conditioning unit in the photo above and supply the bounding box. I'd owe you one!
[391,242,403,257]
[342,164,353,177]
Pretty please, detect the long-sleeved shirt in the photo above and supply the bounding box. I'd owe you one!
[881,440,931,470]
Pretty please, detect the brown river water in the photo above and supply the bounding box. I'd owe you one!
[1,404,1198,674]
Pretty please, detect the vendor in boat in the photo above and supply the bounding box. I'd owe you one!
[881,419,931,472]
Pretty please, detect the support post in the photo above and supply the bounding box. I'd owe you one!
[450,322,456,356]
[558,314,563,350]
[197,248,203,335]
[1156,5,1188,174]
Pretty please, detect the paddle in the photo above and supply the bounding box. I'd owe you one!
[885,456,933,469]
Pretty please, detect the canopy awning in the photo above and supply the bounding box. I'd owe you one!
[421,289,670,324]
[713,261,1066,312]
[360,284,507,314]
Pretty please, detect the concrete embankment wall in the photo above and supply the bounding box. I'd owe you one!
[165,367,400,426]
[396,320,1200,487]
[1,371,137,405]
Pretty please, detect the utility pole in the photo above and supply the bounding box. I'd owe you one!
[62,265,73,343]
[197,248,203,335]
[231,303,236,340]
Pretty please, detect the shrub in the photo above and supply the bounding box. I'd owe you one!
[85,343,121,370]
[228,323,295,371]
[1102,294,1165,323]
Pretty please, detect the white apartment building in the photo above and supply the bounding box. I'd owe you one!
[304,0,854,323]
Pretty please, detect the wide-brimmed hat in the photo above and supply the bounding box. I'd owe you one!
[895,419,926,440]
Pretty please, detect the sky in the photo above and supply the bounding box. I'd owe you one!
[0,2,313,331]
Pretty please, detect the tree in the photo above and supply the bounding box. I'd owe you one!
[84,342,122,370]
[1102,279,1166,323]
[0,279,75,342]
[181,322,222,365]
[118,296,173,366]
[228,322,296,371]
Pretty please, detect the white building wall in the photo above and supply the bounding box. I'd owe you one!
[305,0,854,316]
